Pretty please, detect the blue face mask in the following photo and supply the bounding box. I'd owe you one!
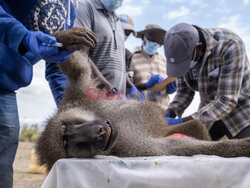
[100,0,124,11]
[190,61,198,68]
[143,38,160,55]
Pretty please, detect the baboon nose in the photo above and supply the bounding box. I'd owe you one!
[94,125,106,140]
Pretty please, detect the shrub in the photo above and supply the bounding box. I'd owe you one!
[20,124,41,142]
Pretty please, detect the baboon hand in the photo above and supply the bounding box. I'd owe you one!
[52,26,97,51]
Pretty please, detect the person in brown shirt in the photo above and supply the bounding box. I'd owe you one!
[130,24,177,109]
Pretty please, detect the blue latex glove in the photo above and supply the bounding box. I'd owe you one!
[23,31,73,63]
[165,117,183,126]
[127,86,145,101]
[145,75,164,89]
[165,110,170,117]
[166,81,177,94]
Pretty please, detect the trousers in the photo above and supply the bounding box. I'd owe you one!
[209,120,250,141]
[0,89,20,188]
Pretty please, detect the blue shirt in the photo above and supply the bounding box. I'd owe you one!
[0,0,75,102]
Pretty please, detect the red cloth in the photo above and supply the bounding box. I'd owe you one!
[167,133,190,138]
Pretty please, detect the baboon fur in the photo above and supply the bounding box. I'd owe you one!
[36,27,250,172]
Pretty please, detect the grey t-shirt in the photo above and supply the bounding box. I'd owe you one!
[74,0,126,92]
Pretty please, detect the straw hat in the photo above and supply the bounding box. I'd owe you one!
[136,24,167,45]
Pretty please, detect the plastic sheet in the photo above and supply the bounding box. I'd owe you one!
[42,155,250,188]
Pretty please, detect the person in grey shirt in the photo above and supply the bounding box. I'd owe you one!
[74,0,126,93]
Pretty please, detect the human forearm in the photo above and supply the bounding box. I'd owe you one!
[192,96,237,124]
[126,75,135,88]
[45,62,68,105]
[168,89,195,117]
[88,58,113,89]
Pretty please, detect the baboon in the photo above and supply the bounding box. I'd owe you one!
[36,27,250,172]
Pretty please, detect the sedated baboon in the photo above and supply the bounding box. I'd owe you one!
[36,27,250,172]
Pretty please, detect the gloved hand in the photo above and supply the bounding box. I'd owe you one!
[145,75,164,89]
[165,110,170,117]
[166,117,183,126]
[23,31,73,63]
[127,86,145,101]
[165,110,182,125]
[166,81,177,94]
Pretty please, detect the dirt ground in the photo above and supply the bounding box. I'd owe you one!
[13,141,46,188]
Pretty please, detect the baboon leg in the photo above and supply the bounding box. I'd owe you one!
[161,137,250,157]
[165,120,211,140]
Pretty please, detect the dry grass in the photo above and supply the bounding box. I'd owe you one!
[13,141,46,188]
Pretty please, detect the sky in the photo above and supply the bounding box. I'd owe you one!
[17,0,250,128]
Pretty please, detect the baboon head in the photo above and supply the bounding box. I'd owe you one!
[59,111,119,157]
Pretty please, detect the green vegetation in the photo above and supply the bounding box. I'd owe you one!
[19,124,41,142]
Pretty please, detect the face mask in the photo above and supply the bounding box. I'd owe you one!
[100,0,124,11]
[190,61,198,68]
[143,38,160,55]
[190,44,202,68]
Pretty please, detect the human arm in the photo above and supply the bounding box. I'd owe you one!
[164,76,195,125]
[0,4,28,53]
[165,109,193,125]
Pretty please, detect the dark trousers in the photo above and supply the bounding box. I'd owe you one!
[209,120,250,141]
[0,90,20,188]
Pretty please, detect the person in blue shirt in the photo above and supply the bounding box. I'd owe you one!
[0,1,94,187]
